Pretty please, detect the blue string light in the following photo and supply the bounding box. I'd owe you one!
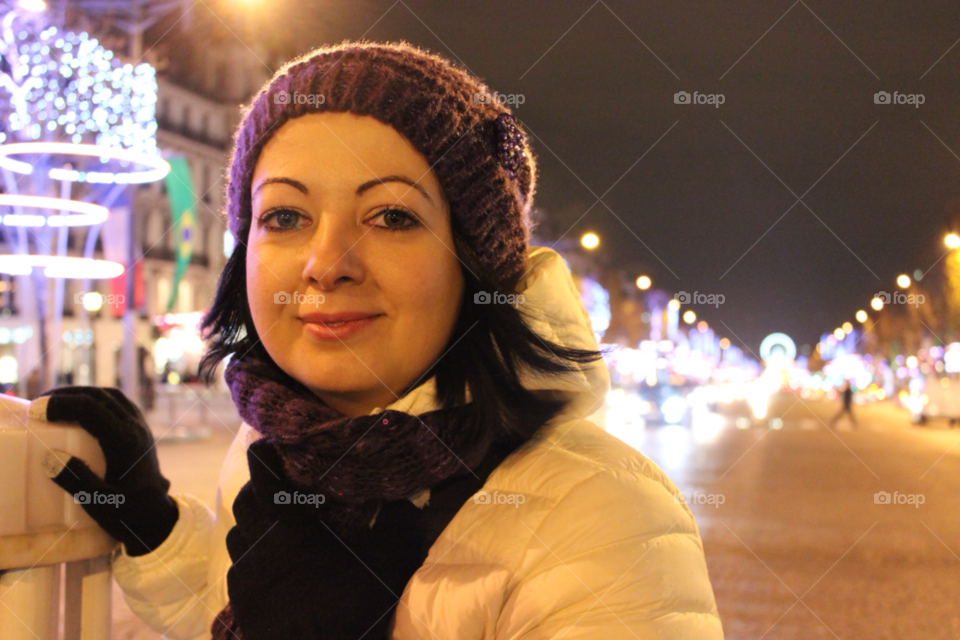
[0,23,158,154]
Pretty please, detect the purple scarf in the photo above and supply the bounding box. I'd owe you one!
[211,353,497,640]
[223,353,492,536]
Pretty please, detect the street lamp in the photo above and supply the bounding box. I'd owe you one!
[842,321,853,334]
[946,233,960,249]
[683,310,696,324]
[82,292,104,312]
[855,309,868,323]
[636,275,651,290]
[581,232,599,250]
[896,274,911,288]
[871,296,884,311]
[834,328,845,340]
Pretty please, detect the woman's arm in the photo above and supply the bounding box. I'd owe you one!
[112,493,219,640]
[110,423,257,639]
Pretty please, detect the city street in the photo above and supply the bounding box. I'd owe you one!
[4,2,960,639]
[627,394,960,639]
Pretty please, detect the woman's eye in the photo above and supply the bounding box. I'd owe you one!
[368,207,420,231]
[259,208,307,232]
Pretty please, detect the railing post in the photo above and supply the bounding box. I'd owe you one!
[0,565,60,640]
[63,553,112,640]
[0,395,119,640]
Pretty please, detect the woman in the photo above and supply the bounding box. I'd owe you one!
[34,41,723,639]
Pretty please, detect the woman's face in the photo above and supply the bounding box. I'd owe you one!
[246,112,464,417]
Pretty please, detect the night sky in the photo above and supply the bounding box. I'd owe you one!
[173,1,960,353]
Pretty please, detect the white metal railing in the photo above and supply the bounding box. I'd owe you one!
[0,395,118,640]
[150,383,236,441]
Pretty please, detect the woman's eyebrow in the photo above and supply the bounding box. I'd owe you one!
[252,174,436,206]
[252,177,309,197]
[356,175,435,206]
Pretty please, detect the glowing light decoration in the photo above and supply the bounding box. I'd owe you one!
[223,229,235,258]
[0,16,164,293]
[0,255,124,278]
[944,343,960,374]
[0,193,108,226]
[0,354,16,384]
[0,21,158,153]
[759,333,796,362]
[579,277,611,338]
[81,291,103,311]
[18,0,46,12]
[0,142,169,184]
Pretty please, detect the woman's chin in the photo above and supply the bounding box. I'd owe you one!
[298,375,398,409]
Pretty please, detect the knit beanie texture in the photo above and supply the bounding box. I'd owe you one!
[224,40,537,287]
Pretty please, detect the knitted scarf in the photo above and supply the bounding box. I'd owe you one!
[211,353,498,639]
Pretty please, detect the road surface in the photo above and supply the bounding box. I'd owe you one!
[610,393,960,639]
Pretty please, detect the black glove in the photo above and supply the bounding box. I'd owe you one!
[33,387,179,557]
[223,439,428,639]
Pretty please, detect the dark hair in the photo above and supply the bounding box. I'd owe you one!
[199,228,606,447]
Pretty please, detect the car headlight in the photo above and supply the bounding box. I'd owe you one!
[661,396,686,424]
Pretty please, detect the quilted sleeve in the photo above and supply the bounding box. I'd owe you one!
[498,470,725,640]
[111,492,218,640]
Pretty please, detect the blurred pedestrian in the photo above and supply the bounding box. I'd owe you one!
[831,380,857,428]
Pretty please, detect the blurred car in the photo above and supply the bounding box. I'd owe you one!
[635,382,699,427]
[907,374,960,427]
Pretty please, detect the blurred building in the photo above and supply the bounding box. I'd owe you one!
[0,31,266,397]
[80,76,242,390]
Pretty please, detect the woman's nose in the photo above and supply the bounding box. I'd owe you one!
[301,218,366,290]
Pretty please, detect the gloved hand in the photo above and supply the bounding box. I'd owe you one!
[30,387,179,557]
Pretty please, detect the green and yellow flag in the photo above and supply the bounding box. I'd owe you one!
[164,157,197,312]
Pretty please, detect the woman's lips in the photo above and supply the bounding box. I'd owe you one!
[299,314,382,341]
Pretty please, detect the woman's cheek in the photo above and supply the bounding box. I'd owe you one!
[246,249,286,328]
[402,255,462,342]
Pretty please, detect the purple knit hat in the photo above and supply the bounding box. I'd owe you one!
[224,40,537,287]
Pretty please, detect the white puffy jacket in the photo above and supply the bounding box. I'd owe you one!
[111,246,724,639]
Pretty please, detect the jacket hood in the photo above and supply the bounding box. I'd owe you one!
[373,246,610,423]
